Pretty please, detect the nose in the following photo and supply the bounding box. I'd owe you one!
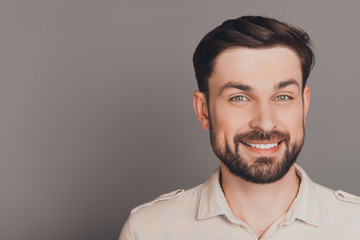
[249,102,277,132]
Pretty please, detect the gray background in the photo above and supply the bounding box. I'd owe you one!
[1,0,360,239]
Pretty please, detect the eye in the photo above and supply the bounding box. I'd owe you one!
[230,95,249,103]
[275,95,293,101]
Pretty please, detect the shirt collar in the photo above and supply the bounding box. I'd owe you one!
[197,164,320,227]
[197,167,236,222]
[282,164,320,227]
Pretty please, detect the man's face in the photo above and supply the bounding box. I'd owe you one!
[193,46,310,184]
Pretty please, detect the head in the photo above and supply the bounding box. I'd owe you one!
[193,16,314,99]
[192,16,314,184]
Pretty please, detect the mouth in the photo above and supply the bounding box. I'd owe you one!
[241,140,284,150]
[239,140,285,155]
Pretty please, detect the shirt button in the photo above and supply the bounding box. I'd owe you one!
[337,193,344,198]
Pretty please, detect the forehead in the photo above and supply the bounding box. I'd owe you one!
[209,46,302,92]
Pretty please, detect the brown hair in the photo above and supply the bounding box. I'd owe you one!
[193,16,315,98]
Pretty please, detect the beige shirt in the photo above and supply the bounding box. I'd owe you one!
[119,164,360,239]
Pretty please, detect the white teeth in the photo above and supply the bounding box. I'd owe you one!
[245,142,279,149]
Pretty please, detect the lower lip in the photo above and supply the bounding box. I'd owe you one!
[242,141,283,155]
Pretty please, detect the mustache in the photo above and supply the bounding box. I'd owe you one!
[233,130,290,143]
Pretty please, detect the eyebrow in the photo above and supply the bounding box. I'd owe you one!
[218,82,254,96]
[218,79,300,96]
[274,79,300,90]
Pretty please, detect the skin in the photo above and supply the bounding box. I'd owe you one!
[193,46,310,238]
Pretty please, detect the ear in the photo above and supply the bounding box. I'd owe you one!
[303,86,310,126]
[193,91,210,130]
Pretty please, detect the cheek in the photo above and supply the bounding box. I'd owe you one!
[211,103,251,146]
[277,105,304,140]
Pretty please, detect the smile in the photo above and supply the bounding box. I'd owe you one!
[241,141,283,149]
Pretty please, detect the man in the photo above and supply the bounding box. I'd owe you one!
[119,16,360,239]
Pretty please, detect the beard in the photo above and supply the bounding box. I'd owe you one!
[210,123,305,184]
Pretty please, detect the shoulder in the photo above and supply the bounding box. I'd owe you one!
[119,185,203,239]
[130,184,202,218]
[333,189,360,205]
[130,188,191,214]
[315,183,360,206]
[314,183,360,224]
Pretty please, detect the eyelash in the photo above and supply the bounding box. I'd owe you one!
[230,95,248,102]
[275,95,293,101]
[229,95,293,103]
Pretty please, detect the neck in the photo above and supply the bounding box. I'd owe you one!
[220,162,300,237]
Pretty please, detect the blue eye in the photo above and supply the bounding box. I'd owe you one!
[275,95,292,101]
[230,95,248,102]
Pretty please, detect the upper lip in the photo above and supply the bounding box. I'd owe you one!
[241,140,283,144]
